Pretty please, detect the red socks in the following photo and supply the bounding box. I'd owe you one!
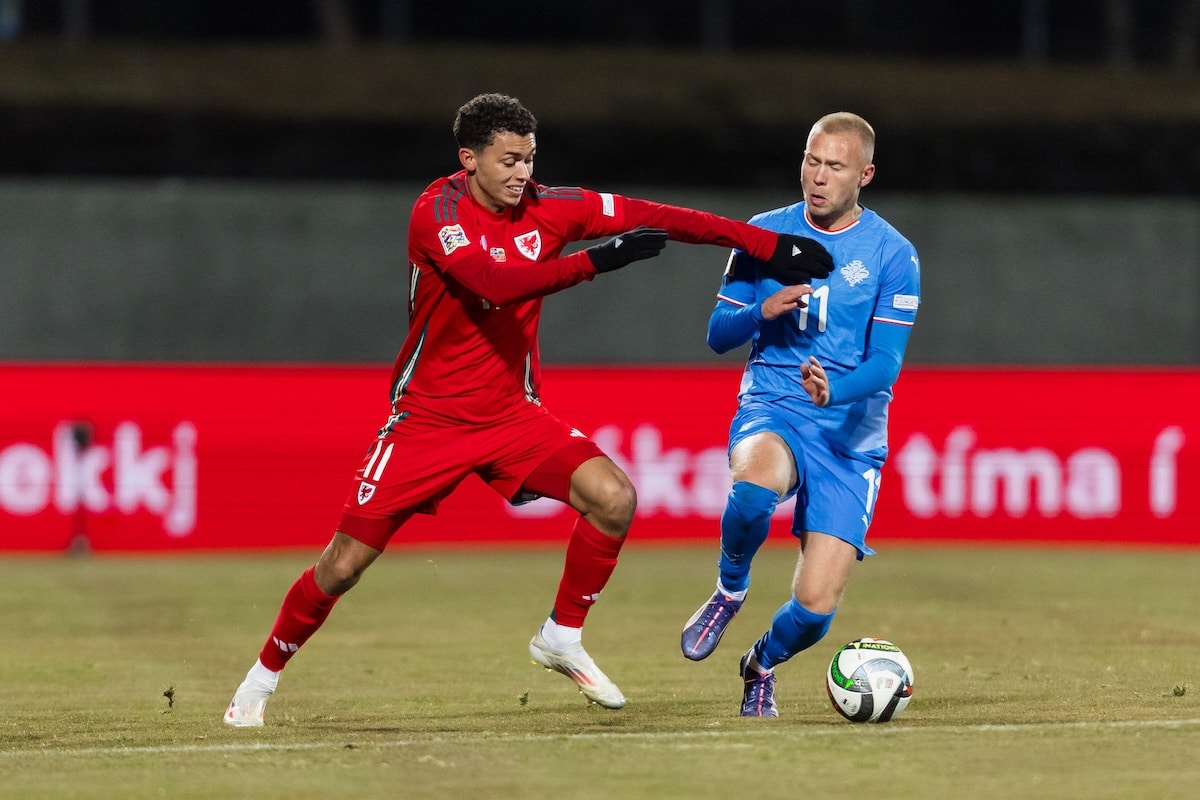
[257,566,340,672]
[255,520,621,670]
[552,516,624,628]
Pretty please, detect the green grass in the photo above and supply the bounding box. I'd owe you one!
[1,544,1198,799]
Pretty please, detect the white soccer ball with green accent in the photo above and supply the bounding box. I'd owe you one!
[826,638,914,723]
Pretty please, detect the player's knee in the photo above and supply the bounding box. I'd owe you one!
[315,535,378,595]
[314,560,362,595]
[725,481,780,528]
[787,598,834,645]
[793,586,839,615]
[585,472,637,534]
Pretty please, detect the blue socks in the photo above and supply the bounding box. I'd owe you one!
[718,481,833,671]
[717,481,779,594]
[756,598,834,671]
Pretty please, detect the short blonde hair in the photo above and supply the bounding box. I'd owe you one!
[809,112,875,163]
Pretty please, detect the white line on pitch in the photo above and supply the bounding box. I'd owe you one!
[2,717,1199,759]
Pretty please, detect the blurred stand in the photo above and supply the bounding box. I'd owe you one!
[313,0,353,49]
[1,1,1194,71]
[0,0,20,40]
[1170,0,1200,69]
[379,0,411,41]
[63,0,87,41]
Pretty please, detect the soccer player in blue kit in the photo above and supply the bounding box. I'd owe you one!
[679,112,921,716]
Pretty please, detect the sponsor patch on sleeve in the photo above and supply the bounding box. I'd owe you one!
[600,192,615,218]
[722,250,737,277]
[892,294,920,311]
[438,224,470,256]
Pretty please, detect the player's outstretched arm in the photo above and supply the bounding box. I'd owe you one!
[444,249,595,306]
[619,196,833,285]
[764,234,835,285]
[586,227,669,273]
[443,228,668,306]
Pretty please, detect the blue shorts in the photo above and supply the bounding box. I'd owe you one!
[729,399,884,558]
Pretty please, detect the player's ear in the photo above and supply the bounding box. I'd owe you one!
[459,147,477,173]
[859,163,876,189]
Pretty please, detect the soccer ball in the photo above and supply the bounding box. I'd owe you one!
[826,638,914,723]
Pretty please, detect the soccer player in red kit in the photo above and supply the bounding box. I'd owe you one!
[224,93,833,725]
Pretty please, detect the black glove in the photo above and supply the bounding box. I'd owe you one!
[586,227,669,273]
[762,233,835,284]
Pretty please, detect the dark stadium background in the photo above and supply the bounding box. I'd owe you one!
[2,1,1198,364]
[5,0,1200,193]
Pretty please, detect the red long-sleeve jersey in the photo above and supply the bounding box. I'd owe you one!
[390,171,778,422]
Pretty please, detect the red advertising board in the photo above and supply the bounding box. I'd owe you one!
[1,363,1197,551]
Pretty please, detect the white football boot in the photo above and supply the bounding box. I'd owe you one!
[223,659,279,727]
[529,630,626,709]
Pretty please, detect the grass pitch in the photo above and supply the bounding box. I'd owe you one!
[1,543,1198,799]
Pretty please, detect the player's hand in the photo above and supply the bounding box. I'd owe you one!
[763,233,834,284]
[586,227,670,273]
[759,284,814,321]
[800,356,831,407]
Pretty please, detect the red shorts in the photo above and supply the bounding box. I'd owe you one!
[337,402,604,550]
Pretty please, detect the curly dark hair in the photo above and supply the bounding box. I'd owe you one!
[453,93,538,152]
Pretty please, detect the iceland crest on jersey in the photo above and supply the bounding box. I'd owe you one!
[840,259,870,286]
